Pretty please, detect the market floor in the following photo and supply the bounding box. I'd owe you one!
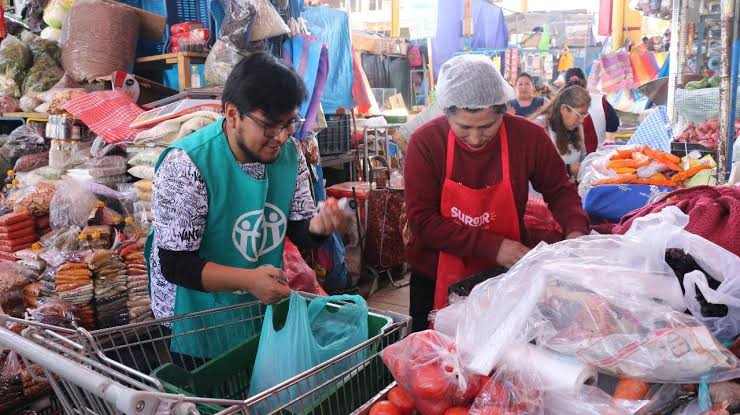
[367,275,410,315]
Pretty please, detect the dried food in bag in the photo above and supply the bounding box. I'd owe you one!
[204,40,244,87]
[19,93,42,112]
[0,35,32,83]
[27,297,81,329]
[0,75,21,98]
[20,30,61,61]
[6,181,56,216]
[127,165,154,180]
[218,0,256,50]
[22,54,64,95]
[0,262,34,293]
[1,123,46,164]
[0,352,24,411]
[14,151,49,173]
[0,95,20,112]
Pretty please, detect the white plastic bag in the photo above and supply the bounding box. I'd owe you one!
[543,385,640,415]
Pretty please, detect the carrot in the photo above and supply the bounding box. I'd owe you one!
[614,167,637,174]
[671,164,712,183]
[612,147,643,160]
[644,147,681,165]
[613,378,651,400]
[593,174,638,185]
[634,178,678,187]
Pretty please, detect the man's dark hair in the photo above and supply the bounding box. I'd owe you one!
[517,72,534,83]
[564,67,587,88]
[446,104,508,116]
[222,52,307,121]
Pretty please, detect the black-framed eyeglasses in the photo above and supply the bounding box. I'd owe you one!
[245,112,306,138]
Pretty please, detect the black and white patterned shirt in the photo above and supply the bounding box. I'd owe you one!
[150,138,316,320]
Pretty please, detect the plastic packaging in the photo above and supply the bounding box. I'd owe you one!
[1,123,46,166]
[26,297,81,329]
[469,366,543,415]
[381,330,488,414]
[435,54,515,109]
[0,95,20,113]
[19,93,42,112]
[22,53,64,95]
[21,30,61,61]
[0,35,32,83]
[13,151,49,173]
[50,177,98,229]
[284,238,327,296]
[0,75,21,98]
[0,352,24,411]
[127,165,154,180]
[218,0,256,50]
[248,292,369,413]
[6,181,56,216]
[127,148,163,167]
[542,385,637,415]
[39,225,81,253]
[204,40,244,87]
[60,0,140,82]
[248,0,290,41]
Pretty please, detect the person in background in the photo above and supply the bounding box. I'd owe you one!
[508,73,549,119]
[404,55,590,332]
[564,67,620,153]
[393,100,443,155]
[543,85,591,179]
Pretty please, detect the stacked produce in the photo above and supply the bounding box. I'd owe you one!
[591,146,712,187]
[87,249,129,329]
[0,211,37,261]
[54,260,94,330]
[119,241,151,323]
[26,297,80,330]
[0,262,35,317]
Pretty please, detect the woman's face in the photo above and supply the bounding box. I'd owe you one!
[560,104,590,131]
[448,107,504,149]
[516,77,534,100]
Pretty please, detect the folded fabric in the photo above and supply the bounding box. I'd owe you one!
[64,91,146,144]
[584,184,676,222]
[133,111,221,146]
[613,186,740,255]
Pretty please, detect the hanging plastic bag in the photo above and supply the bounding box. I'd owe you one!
[50,177,98,229]
[469,365,543,415]
[248,292,369,414]
[557,44,574,73]
[381,330,488,414]
[204,40,244,87]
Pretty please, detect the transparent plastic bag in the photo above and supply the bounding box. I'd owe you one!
[82,155,128,178]
[26,297,80,329]
[204,40,244,87]
[0,75,21,98]
[455,208,740,384]
[219,0,256,50]
[469,365,543,415]
[284,238,326,296]
[39,226,81,253]
[0,95,20,112]
[0,35,32,83]
[6,181,56,216]
[22,54,64,95]
[50,177,98,229]
[0,352,24,409]
[19,93,42,112]
[381,330,489,414]
[127,148,163,167]
[247,0,290,41]
[20,30,61,61]
[1,123,46,164]
[543,385,637,415]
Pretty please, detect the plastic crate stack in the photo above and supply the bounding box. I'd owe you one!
[317,114,351,156]
[87,250,129,329]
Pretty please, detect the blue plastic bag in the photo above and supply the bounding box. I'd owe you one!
[583,184,674,222]
[248,292,368,413]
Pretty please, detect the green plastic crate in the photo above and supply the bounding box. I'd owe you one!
[151,297,393,415]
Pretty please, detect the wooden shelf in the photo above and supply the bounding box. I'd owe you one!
[2,112,48,121]
[136,52,209,92]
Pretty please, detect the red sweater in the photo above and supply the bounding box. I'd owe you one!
[404,114,590,278]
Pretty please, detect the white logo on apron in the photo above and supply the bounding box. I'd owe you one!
[232,203,287,262]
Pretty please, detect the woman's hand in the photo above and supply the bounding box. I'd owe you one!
[309,198,351,236]
[570,162,581,177]
[495,239,531,268]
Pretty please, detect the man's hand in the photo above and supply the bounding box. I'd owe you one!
[309,198,350,236]
[565,230,586,240]
[244,266,290,304]
[495,239,531,268]
[570,162,581,177]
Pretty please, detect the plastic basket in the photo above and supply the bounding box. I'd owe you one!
[671,142,718,159]
[447,267,508,300]
[318,114,351,156]
[150,298,393,415]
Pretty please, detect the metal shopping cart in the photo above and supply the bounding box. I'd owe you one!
[0,293,410,415]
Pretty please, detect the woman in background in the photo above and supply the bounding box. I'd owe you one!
[544,85,591,180]
[563,67,620,153]
[508,73,549,118]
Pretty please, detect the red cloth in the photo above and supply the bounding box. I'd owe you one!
[351,50,373,115]
[64,91,145,144]
[404,114,590,279]
[613,186,740,256]
[598,0,613,36]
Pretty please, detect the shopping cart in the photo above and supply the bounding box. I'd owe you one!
[0,293,410,415]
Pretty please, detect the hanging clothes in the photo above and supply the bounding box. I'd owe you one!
[283,35,329,140]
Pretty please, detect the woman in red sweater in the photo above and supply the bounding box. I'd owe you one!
[404,56,590,332]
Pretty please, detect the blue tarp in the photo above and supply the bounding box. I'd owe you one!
[432,0,509,78]
[303,7,355,113]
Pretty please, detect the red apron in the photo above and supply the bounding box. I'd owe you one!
[433,123,522,310]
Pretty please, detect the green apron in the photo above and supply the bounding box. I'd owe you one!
[145,119,297,359]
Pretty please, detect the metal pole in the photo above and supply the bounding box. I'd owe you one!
[718,0,735,183]
[726,0,740,177]
[667,0,685,121]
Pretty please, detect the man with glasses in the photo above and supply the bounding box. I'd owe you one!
[147,52,348,349]
[404,56,589,332]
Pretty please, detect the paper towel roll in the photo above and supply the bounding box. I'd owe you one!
[501,343,597,394]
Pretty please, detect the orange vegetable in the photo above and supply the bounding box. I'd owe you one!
[607,159,650,170]
[593,174,638,185]
[671,164,712,183]
[370,401,402,415]
[643,147,681,164]
[634,178,678,187]
[613,378,651,400]
[614,167,637,174]
[411,365,450,400]
[388,387,415,415]
[612,147,643,159]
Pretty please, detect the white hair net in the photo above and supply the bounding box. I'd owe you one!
[436,55,515,110]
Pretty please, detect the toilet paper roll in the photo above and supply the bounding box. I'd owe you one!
[501,343,597,394]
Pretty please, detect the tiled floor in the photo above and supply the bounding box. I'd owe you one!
[367,276,410,316]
